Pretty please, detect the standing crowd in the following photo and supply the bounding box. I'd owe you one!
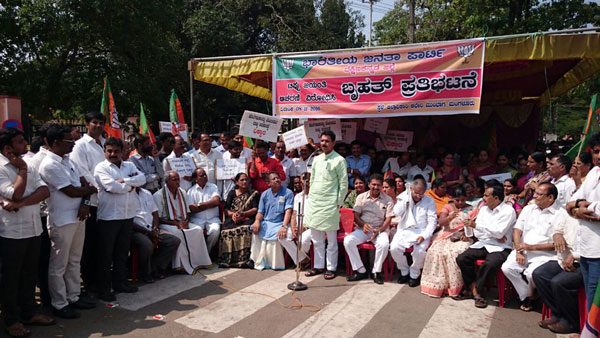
[0,111,598,336]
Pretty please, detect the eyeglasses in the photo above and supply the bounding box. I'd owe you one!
[533,192,549,197]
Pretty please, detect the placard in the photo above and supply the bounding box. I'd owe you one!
[159,122,188,143]
[381,130,413,152]
[341,121,357,143]
[480,172,512,183]
[216,158,248,180]
[239,110,282,142]
[304,119,342,142]
[282,126,308,149]
[364,118,389,134]
[164,156,195,177]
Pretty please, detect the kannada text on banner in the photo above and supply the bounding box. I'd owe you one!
[273,39,485,118]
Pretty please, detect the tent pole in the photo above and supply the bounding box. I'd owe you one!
[188,60,195,133]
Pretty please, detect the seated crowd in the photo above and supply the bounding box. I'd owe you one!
[0,111,598,337]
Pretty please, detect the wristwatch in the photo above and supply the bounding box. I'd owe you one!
[82,199,91,206]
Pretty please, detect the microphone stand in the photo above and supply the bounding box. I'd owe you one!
[287,148,322,291]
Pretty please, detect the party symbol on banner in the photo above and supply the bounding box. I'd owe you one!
[457,44,476,63]
[281,59,295,72]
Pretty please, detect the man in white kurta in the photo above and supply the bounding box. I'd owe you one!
[190,132,223,193]
[154,171,211,274]
[548,154,576,209]
[390,176,437,286]
[187,168,221,252]
[344,174,394,285]
[501,182,560,310]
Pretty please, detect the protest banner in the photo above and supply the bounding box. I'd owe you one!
[216,158,248,180]
[239,110,282,142]
[282,126,309,149]
[273,38,485,118]
[381,130,414,152]
[164,156,195,178]
[341,121,357,143]
[159,121,189,142]
[304,119,342,141]
[364,118,389,134]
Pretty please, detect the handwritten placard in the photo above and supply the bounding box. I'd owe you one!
[364,118,389,134]
[282,126,308,150]
[158,122,189,143]
[239,110,282,142]
[216,158,248,180]
[165,156,195,177]
[304,119,342,142]
[341,121,357,143]
[382,130,413,152]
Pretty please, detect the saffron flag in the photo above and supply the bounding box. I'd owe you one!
[139,103,156,144]
[100,77,121,139]
[383,161,393,179]
[565,93,600,160]
[169,89,186,137]
[243,136,254,149]
[581,281,600,337]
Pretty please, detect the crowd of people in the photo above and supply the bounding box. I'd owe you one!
[0,110,598,337]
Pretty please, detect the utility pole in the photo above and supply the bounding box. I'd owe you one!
[363,0,379,47]
[408,0,416,43]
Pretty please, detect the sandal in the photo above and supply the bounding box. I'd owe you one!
[324,270,336,280]
[474,295,488,308]
[305,268,325,277]
[6,323,31,338]
[21,314,56,326]
[520,298,533,312]
[451,290,473,301]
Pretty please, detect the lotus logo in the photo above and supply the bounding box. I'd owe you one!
[457,44,476,63]
[281,59,295,71]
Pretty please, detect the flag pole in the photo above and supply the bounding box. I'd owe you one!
[188,60,195,133]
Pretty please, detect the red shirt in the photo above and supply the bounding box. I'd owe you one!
[249,157,286,193]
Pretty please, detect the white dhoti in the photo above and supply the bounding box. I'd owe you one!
[501,250,554,301]
[250,234,285,270]
[160,223,212,274]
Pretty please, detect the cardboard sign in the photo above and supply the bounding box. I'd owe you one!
[363,118,389,134]
[164,156,195,177]
[282,126,309,150]
[480,172,512,183]
[216,158,248,180]
[341,122,357,143]
[304,119,342,142]
[381,130,413,152]
[159,122,188,143]
[239,110,282,142]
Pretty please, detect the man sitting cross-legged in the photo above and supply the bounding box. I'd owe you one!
[501,182,560,312]
[390,175,437,287]
[344,174,394,284]
[250,171,306,270]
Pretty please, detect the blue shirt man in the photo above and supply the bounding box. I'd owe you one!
[346,141,371,186]
[255,174,294,240]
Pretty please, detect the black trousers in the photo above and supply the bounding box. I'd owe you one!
[0,236,41,326]
[131,231,180,278]
[38,215,51,305]
[81,206,98,290]
[96,218,133,294]
[532,260,583,330]
[456,247,511,295]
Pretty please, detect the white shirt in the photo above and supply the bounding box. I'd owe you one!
[570,166,600,258]
[514,202,561,260]
[163,151,195,191]
[272,155,296,188]
[406,164,434,182]
[551,174,576,209]
[94,159,145,221]
[393,192,437,240]
[292,157,309,176]
[133,188,158,230]
[153,187,189,221]
[223,147,252,161]
[39,152,82,227]
[24,147,50,171]
[381,158,411,177]
[215,144,227,154]
[187,182,221,224]
[0,153,46,239]
[71,134,105,206]
[470,202,516,252]
[190,148,223,187]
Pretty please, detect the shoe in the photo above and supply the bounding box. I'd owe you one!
[98,292,116,302]
[548,322,577,334]
[52,306,80,319]
[373,273,384,285]
[408,277,421,287]
[346,271,368,282]
[538,318,559,329]
[114,283,138,293]
[70,298,96,310]
[397,274,409,284]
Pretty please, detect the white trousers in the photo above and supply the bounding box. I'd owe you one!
[160,223,212,274]
[310,229,339,271]
[192,220,221,252]
[48,221,85,310]
[299,229,312,257]
[278,228,308,265]
[344,229,389,273]
[390,230,430,279]
[501,250,553,301]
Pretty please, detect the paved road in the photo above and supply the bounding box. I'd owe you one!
[31,267,577,338]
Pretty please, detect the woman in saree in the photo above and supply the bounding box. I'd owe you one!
[503,178,523,214]
[342,175,367,208]
[421,187,476,298]
[468,149,496,178]
[517,151,550,205]
[217,173,260,268]
[435,152,464,190]
[394,174,406,196]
